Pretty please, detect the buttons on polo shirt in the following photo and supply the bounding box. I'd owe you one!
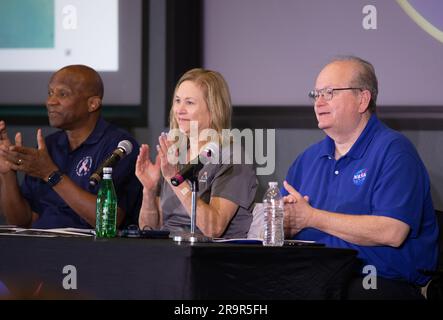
[334,170,339,175]
[328,156,332,160]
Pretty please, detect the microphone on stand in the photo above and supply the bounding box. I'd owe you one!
[89,140,133,187]
[170,142,219,187]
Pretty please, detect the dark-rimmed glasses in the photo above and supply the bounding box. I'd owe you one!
[308,87,363,101]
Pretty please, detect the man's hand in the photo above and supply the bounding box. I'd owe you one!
[282,180,314,237]
[0,121,23,174]
[8,129,58,180]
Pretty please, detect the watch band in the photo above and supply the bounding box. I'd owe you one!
[47,170,64,187]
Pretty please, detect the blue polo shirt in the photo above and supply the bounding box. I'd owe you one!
[21,117,142,229]
[282,115,439,285]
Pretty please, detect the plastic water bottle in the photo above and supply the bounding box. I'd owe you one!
[95,167,117,238]
[263,181,284,246]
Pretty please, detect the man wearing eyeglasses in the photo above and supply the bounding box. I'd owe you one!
[282,56,438,299]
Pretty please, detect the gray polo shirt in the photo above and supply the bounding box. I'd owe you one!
[159,162,257,238]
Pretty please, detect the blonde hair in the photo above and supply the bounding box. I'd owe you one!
[169,68,232,134]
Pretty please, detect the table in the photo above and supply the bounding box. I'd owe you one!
[0,235,359,299]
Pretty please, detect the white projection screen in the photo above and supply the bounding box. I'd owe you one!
[0,0,144,121]
[204,0,443,109]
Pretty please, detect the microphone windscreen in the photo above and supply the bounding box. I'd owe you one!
[117,140,133,156]
[200,142,219,164]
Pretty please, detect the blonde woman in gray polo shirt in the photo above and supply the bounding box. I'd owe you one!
[136,68,257,238]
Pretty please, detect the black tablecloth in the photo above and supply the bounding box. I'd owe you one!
[0,235,359,299]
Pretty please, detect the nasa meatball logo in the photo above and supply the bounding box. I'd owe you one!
[353,168,368,186]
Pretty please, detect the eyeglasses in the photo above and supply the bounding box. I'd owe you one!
[308,87,363,101]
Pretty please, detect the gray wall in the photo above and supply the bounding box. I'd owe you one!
[3,0,443,217]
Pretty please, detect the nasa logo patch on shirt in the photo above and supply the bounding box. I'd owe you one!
[353,168,368,186]
[76,156,93,176]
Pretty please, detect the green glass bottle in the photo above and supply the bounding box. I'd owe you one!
[95,167,117,238]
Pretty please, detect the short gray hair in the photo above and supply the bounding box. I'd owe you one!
[330,56,378,113]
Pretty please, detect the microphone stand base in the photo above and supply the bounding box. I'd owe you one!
[173,232,212,243]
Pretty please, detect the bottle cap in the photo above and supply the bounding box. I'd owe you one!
[103,167,113,174]
[269,181,278,187]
